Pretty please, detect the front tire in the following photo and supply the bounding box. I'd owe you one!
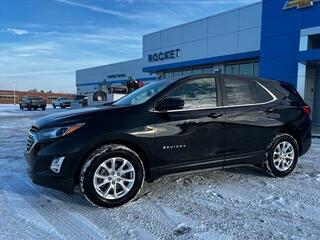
[264,133,299,177]
[80,144,145,208]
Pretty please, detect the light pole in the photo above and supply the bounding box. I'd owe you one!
[13,81,16,105]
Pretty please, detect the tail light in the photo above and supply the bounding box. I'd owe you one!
[303,105,311,115]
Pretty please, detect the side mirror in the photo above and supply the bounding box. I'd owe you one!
[156,97,184,111]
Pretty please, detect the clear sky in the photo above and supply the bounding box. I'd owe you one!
[0,0,258,93]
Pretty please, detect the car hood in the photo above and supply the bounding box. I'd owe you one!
[34,106,124,129]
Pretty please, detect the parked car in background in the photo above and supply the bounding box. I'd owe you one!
[52,97,72,109]
[25,74,312,208]
[19,97,46,111]
[71,95,88,108]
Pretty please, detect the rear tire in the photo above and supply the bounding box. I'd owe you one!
[42,106,46,111]
[264,133,299,177]
[80,144,145,208]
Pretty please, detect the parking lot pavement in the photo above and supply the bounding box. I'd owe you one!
[0,105,320,240]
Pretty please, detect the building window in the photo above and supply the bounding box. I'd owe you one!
[202,67,213,74]
[253,62,259,77]
[239,62,253,76]
[173,71,182,77]
[225,63,238,75]
[182,69,192,76]
[0,95,14,99]
[192,68,202,75]
[308,34,320,50]
[213,65,224,74]
[165,72,174,78]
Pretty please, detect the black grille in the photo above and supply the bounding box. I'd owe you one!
[26,134,35,151]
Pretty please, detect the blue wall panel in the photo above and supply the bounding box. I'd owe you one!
[259,0,320,86]
[261,33,300,58]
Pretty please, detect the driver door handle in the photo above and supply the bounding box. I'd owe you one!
[208,112,223,119]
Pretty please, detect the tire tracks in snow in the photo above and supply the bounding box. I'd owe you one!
[6,176,107,240]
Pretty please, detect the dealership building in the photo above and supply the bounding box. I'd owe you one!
[76,0,320,126]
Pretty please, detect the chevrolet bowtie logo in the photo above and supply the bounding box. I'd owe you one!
[283,0,320,9]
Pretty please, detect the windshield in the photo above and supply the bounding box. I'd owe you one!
[60,97,68,100]
[113,80,171,106]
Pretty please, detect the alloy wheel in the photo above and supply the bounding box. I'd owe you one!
[93,157,135,200]
[273,141,295,172]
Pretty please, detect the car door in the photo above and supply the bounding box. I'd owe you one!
[221,76,281,166]
[153,76,226,174]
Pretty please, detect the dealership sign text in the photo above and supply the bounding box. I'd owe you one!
[148,49,181,62]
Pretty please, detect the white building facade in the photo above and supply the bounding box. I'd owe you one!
[76,0,320,125]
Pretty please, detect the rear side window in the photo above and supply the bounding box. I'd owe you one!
[224,78,273,106]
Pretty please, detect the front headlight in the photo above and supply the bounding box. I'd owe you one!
[40,123,85,139]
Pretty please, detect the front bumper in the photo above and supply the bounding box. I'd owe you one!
[24,133,87,194]
[27,166,74,194]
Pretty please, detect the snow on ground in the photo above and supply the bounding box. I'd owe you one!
[0,105,319,240]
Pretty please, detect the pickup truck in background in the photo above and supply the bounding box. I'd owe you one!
[19,97,46,111]
[52,97,72,109]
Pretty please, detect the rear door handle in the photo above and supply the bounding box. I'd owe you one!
[208,112,223,118]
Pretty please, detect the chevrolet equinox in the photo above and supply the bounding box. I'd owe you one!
[25,74,312,208]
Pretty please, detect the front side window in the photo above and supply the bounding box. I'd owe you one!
[224,78,273,106]
[167,78,217,109]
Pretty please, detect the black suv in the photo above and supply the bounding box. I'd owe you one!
[24,75,312,208]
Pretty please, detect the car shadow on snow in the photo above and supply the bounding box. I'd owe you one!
[0,165,267,209]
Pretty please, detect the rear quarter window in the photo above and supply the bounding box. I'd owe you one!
[224,78,274,106]
[278,83,304,103]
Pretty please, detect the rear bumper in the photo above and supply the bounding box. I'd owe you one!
[300,131,312,156]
